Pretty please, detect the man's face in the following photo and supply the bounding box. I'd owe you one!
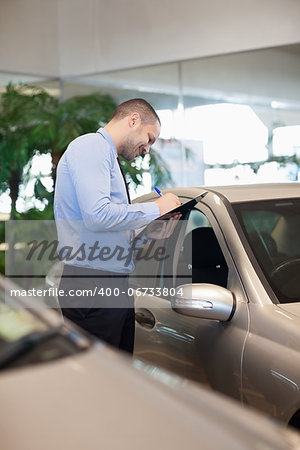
[120,119,160,162]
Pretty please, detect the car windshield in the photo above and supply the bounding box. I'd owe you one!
[233,198,300,304]
[0,290,90,370]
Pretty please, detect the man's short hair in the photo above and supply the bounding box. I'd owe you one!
[111,98,161,125]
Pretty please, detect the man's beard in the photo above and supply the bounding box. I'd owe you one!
[119,136,138,161]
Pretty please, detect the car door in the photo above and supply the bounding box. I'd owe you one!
[131,196,249,402]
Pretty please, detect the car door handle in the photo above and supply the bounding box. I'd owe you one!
[135,309,155,329]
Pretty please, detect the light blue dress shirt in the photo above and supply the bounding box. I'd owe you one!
[54,128,160,273]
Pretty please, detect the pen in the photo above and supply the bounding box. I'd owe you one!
[154,187,163,197]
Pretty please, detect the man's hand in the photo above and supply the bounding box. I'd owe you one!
[155,193,181,216]
[146,214,182,240]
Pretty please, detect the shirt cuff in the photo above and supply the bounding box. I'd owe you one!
[140,201,160,220]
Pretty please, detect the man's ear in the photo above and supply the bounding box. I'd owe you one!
[128,112,140,128]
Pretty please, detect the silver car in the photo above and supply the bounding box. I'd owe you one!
[131,183,300,430]
[2,275,300,450]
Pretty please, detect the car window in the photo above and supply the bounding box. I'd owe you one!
[129,198,228,297]
[184,209,211,235]
[175,209,228,290]
[129,215,184,290]
[0,292,90,370]
[0,295,49,343]
[131,208,229,300]
[233,198,300,303]
[241,210,281,234]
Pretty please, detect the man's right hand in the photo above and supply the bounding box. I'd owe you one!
[155,193,181,216]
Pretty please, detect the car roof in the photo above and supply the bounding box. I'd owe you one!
[206,183,300,203]
[134,183,300,204]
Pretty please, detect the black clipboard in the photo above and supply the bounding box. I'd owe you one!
[156,191,208,220]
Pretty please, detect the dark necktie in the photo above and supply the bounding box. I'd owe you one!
[117,157,135,240]
[117,157,131,204]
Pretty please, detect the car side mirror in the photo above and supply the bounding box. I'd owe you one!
[171,283,235,321]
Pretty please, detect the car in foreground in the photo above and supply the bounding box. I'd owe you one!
[1,274,300,450]
[131,183,300,429]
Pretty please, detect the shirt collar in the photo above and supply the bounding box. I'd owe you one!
[97,128,117,156]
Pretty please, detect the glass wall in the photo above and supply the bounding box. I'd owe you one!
[59,43,300,193]
[1,43,300,209]
[181,46,300,186]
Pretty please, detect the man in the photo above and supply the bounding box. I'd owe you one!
[54,98,180,353]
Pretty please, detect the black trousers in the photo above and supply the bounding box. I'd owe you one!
[58,265,135,354]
